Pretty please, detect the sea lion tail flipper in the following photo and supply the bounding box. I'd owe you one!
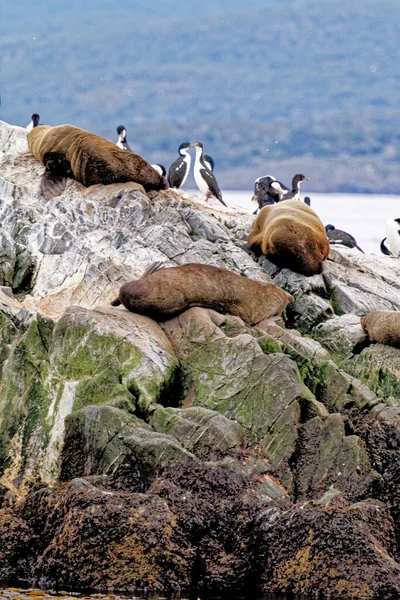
[140,261,166,279]
[40,172,68,200]
[111,297,122,306]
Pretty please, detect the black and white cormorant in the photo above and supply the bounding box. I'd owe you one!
[151,164,167,177]
[167,142,192,188]
[325,224,364,253]
[26,113,40,132]
[203,154,214,171]
[272,173,310,202]
[252,173,310,211]
[252,175,279,212]
[193,141,226,207]
[380,218,400,257]
[116,125,132,152]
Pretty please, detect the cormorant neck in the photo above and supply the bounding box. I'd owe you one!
[292,175,302,192]
[195,146,203,161]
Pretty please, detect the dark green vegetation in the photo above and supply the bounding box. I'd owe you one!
[1,0,400,190]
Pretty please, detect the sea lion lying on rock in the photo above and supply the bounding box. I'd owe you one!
[28,124,168,200]
[361,310,400,347]
[111,262,293,325]
[248,200,330,276]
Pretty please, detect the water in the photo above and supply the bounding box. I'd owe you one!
[217,191,400,255]
[0,590,273,600]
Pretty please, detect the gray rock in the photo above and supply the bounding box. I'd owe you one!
[312,313,368,359]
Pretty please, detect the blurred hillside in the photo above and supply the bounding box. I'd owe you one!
[1,0,399,191]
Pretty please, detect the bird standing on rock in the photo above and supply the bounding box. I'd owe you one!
[193,141,227,207]
[116,125,132,152]
[26,113,40,132]
[381,218,400,257]
[168,142,192,188]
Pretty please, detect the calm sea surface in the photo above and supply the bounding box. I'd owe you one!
[218,191,400,255]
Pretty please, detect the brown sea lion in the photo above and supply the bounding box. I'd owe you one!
[111,262,293,326]
[248,199,330,276]
[28,124,168,200]
[361,310,400,347]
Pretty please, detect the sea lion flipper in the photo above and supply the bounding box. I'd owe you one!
[40,172,68,200]
[140,261,166,279]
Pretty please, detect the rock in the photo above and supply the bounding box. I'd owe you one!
[150,405,243,460]
[312,313,369,359]
[288,413,379,500]
[15,460,265,595]
[0,508,34,581]
[0,304,179,492]
[262,497,400,599]
[161,307,317,478]
[1,119,400,597]
[0,120,29,155]
[345,344,400,399]
[60,405,194,490]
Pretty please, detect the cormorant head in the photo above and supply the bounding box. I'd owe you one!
[193,141,204,154]
[325,224,335,232]
[116,125,127,139]
[152,164,167,177]
[32,113,40,127]
[293,173,310,184]
[203,154,214,171]
[178,142,191,154]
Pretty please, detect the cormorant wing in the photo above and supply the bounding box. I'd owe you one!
[380,238,392,256]
[200,168,227,206]
[271,180,290,193]
[168,156,187,187]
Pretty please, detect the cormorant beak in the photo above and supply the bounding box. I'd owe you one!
[304,177,311,181]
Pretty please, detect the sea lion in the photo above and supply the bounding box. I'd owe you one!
[248,200,330,276]
[111,262,293,326]
[28,124,168,200]
[360,310,400,347]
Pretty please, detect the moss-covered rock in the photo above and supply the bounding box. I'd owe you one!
[312,313,368,360]
[150,405,243,460]
[0,304,180,492]
[290,413,380,500]
[161,308,316,465]
[60,405,194,490]
[344,344,400,400]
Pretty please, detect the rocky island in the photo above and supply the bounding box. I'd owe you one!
[0,119,400,598]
